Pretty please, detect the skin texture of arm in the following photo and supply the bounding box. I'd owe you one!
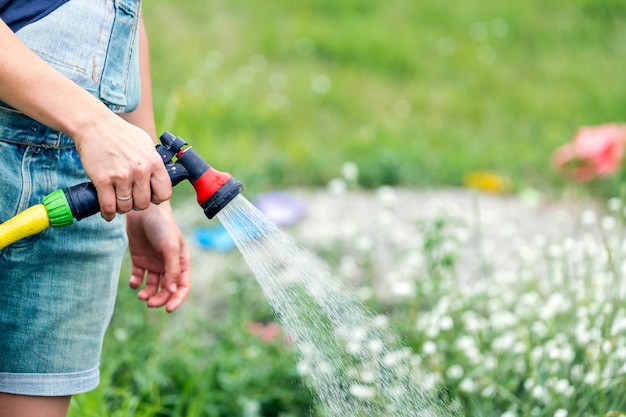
[0,18,171,220]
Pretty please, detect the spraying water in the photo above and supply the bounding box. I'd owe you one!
[218,195,458,417]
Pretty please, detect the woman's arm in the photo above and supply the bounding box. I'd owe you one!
[0,19,171,220]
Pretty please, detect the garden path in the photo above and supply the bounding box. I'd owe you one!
[177,187,601,286]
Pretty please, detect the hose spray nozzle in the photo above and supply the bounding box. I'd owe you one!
[157,132,243,219]
[49,132,243,224]
[0,132,243,249]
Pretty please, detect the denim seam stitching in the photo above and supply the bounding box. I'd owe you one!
[0,137,74,150]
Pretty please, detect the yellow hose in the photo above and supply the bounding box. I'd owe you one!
[0,204,51,249]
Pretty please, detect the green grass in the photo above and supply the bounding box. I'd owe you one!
[144,0,626,195]
[70,194,626,416]
[68,1,626,415]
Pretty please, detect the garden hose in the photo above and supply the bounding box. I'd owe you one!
[0,132,243,249]
[0,204,51,249]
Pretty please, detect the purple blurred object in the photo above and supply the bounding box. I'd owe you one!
[254,191,307,227]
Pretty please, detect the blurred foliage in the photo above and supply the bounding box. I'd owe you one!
[144,0,626,197]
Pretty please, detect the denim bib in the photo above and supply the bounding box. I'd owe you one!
[15,0,142,113]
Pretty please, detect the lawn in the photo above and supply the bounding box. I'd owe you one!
[69,0,626,416]
[143,0,626,195]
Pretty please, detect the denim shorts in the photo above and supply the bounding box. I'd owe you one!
[0,106,128,396]
[0,0,141,396]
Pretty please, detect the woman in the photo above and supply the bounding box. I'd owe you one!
[0,1,191,415]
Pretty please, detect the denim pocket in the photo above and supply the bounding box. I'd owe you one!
[99,0,142,112]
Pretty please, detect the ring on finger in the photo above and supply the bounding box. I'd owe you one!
[116,194,133,201]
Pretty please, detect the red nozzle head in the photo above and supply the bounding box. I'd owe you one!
[195,170,243,219]
[194,168,232,206]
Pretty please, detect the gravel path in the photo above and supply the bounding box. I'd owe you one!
[177,187,600,284]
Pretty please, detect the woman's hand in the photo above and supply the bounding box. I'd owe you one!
[126,202,191,312]
[72,116,172,221]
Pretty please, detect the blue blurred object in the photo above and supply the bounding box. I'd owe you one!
[193,223,236,252]
[254,191,307,227]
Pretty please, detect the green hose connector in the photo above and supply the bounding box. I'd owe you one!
[42,189,74,228]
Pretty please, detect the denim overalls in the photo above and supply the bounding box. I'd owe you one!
[0,0,141,396]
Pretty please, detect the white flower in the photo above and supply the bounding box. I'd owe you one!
[340,162,359,183]
[367,338,384,354]
[327,178,346,194]
[531,385,548,402]
[459,378,479,393]
[483,355,498,371]
[382,348,411,367]
[482,385,496,399]
[455,335,476,350]
[439,315,454,331]
[360,370,377,384]
[581,209,597,226]
[446,364,464,379]
[608,197,622,212]
[554,409,568,417]
[372,314,390,329]
[584,371,599,385]
[552,379,571,395]
[349,383,376,400]
[524,378,535,391]
[601,215,616,231]
[422,341,437,355]
[296,362,310,376]
[391,280,416,298]
[376,186,397,207]
[346,341,362,355]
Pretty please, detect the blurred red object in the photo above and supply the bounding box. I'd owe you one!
[553,123,626,182]
[247,321,282,342]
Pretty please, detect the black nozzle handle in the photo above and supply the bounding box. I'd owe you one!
[165,162,189,187]
[63,163,190,221]
[64,182,100,221]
